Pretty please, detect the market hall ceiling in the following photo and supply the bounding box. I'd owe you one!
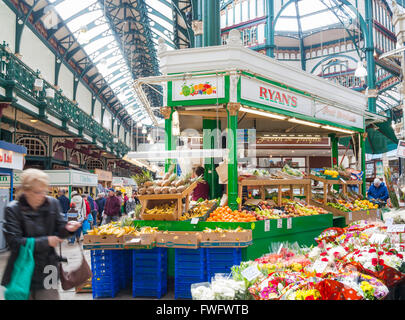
[8,0,193,128]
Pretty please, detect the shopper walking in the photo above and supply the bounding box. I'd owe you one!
[69,191,87,242]
[116,190,124,217]
[125,192,140,218]
[85,193,97,227]
[95,193,106,226]
[123,193,129,214]
[57,189,70,220]
[2,169,80,300]
[103,188,121,224]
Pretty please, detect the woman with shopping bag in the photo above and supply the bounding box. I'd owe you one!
[2,169,81,300]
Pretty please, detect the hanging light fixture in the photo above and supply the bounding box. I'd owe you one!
[354,60,367,78]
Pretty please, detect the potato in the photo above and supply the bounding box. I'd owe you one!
[162,180,171,187]
[176,186,186,193]
[154,187,162,194]
[144,181,154,187]
[161,187,170,194]
[169,187,177,194]
[138,188,146,195]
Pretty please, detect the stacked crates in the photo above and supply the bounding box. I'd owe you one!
[206,248,242,280]
[132,247,168,298]
[174,248,207,299]
[91,250,121,299]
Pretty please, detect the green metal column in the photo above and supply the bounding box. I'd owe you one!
[203,119,222,199]
[227,104,239,210]
[265,0,275,58]
[360,133,366,197]
[203,0,221,47]
[365,0,376,113]
[192,0,203,48]
[330,133,339,191]
[164,107,174,173]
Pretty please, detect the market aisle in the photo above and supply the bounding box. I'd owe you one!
[0,242,174,300]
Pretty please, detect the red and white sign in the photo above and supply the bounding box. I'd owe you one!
[240,77,314,116]
[0,149,24,170]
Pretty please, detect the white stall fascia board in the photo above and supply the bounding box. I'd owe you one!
[47,114,62,127]
[17,97,39,114]
[158,45,367,115]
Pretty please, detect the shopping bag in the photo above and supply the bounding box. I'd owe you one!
[82,219,90,234]
[4,238,35,300]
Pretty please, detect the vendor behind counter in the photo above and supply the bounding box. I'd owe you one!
[191,166,210,201]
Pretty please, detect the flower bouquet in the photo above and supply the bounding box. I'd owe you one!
[329,272,389,300]
[279,278,324,300]
[315,227,345,244]
[248,271,306,300]
[343,246,405,287]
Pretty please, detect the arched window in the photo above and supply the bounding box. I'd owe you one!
[17,137,46,156]
[86,159,104,170]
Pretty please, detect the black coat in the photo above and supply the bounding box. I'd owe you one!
[1,195,73,290]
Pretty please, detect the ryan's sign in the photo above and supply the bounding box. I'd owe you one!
[240,77,313,116]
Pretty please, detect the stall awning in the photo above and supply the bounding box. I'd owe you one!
[340,120,398,155]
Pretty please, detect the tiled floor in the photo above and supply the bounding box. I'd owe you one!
[0,241,175,300]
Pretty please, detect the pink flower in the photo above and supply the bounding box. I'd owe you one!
[369,249,376,253]
[333,252,340,257]
[372,258,378,266]
[386,252,393,256]
[320,252,327,256]
[321,258,328,262]
[398,254,404,259]
[378,251,384,256]
[380,259,384,265]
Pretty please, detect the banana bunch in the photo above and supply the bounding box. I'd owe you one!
[87,223,139,238]
[145,203,176,215]
[140,226,159,234]
[202,227,246,233]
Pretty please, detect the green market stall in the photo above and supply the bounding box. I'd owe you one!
[128,30,382,276]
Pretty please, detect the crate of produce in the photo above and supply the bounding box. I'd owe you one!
[84,234,124,245]
[200,230,252,248]
[140,199,178,221]
[180,200,218,222]
[156,231,202,249]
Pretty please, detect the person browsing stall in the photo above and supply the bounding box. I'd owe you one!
[367,178,389,203]
[191,166,210,201]
[103,188,121,224]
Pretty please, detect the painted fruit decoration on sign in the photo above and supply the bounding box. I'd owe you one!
[180,83,217,97]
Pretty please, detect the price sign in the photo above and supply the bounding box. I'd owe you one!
[287,218,292,230]
[191,218,199,225]
[264,219,270,232]
[277,219,283,229]
[312,259,328,274]
[369,233,387,244]
[387,224,405,233]
[348,212,352,221]
[396,140,405,158]
[241,265,261,282]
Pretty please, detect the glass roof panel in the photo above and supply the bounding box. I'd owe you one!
[53,0,98,20]
[49,0,177,125]
[275,0,354,34]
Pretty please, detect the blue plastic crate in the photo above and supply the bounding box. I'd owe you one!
[174,273,207,285]
[174,287,192,299]
[174,265,205,275]
[206,248,241,259]
[133,271,167,281]
[132,286,167,298]
[174,260,205,269]
[93,288,120,299]
[133,247,167,257]
[132,259,167,268]
[133,279,167,289]
[206,259,241,268]
[92,279,120,290]
[91,255,120,265]
[91,249,120,257]
[175,248,206,257]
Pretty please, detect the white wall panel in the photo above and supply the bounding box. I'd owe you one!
[58,63,73,100]
[94,99,102,123]
[0,1,16,51]
[76,82,92,115]
[21,27,55,84]
[103,109,112,130]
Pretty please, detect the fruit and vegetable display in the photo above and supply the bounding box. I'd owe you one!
[133,165,201,195]
[144,202,176,215]
[206,206,257,222]
[86,221,159,238]
[282,164,304,178]
[179,199,217,221]
[315,191,378,211]
[202,226,247,233]
[191,221,405,300]
[242,200,329,220]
